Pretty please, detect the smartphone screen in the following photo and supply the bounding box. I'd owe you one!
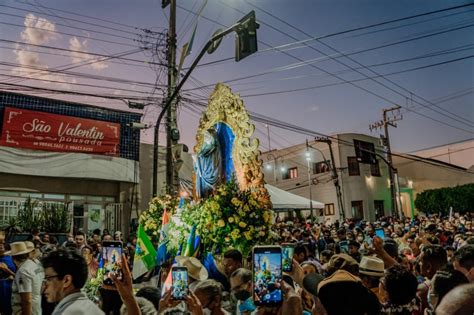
[282,244,295,272]
[253,246,283,306]
[172,267,188,300]
[375,228,385,239]
[102,241,123,285]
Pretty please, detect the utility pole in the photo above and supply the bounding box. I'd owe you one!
[305,140,314,220]
[314,137,345,220]
[166,0,179,195]
[369,105,403,218]
[265,124,271,151]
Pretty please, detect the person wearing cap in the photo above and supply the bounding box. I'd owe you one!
[175,256,209,292]
[359,256,385,302]
[303,269,380,315]
[324,253,359,277]
[0,233,16,315]
[24,241,41,265]
[8,241,44,315]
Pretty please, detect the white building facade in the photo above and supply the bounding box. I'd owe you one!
[261,133,393,222]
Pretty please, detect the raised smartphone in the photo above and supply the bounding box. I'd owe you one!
[253,245,283,306]
[101,241,123,285]
[171,266,189,300]
[375,227,385,239]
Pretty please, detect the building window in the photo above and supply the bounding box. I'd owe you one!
[313,161,331,174]
[324,203,335,216]
[370,161,381,177]
[347,157,360,176]
[374,200,384,218]
[283,167,298,180]
[351,200,364,219]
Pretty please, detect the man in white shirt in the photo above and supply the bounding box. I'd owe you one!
[41,248,104,315]
[7,242,44,315]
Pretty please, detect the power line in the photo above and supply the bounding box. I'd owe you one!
[245,2,474,52]
[0,11,139,42]
[0,45,152,69]
[0,82,162,101]
[0,72,155,95]
[183,97,473,174]
[4,2,152,33]
[0,21,140,48]
[0,39,167,67]
[183,42,474,92]
[246,1,474,127]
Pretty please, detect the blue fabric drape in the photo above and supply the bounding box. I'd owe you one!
[215,122,235,182]
[195,129,221,198]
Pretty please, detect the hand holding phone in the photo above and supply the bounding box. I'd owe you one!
[171,266,189,300]
[253,246,283,306]
[102,241,123,285]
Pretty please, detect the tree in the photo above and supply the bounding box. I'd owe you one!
[415,183,474,214]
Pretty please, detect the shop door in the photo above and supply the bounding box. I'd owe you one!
[351,200,364,220]
[374,200,384,219]
[73,201,86,233]
[105,203,123,233]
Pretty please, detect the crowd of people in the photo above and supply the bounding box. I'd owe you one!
[0,213,473,315]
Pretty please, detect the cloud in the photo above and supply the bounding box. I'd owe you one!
[69,36,108,71]
[11,14,72,90]
[21,13,59,45]
[308,105,320,112]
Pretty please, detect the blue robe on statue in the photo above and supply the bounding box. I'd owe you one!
[195,129,222,198]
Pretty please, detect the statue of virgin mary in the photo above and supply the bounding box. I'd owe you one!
[193,128,222,198]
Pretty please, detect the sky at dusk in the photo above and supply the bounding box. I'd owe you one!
[0,0,473,154]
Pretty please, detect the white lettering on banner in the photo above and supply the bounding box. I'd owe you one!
[58,122,105,140]
[22,119,52,133]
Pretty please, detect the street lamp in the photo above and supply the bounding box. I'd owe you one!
[152,11,260,197]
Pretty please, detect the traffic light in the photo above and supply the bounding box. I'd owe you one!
[235,10,259,62]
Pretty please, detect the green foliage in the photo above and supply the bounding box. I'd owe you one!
[15,198,70,233]
[414,183,474,215]
[41,203,70,233]
[16,197,43,233]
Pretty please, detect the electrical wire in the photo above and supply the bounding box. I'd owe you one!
[245,1,474,128]
[0,39,166,67]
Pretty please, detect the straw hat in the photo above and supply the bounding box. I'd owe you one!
[175,256,208,281]
[5,242,34,256]
[359,256,384,277]
[24,241,35,251]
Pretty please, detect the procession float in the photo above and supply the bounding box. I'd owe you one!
[139,83,275,258]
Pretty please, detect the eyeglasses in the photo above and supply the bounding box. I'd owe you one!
[42,274,60,285]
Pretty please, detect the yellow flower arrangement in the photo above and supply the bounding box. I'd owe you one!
[181,180,273,256]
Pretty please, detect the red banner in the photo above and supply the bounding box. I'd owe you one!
[0,107,120,155]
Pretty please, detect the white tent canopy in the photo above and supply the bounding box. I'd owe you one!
[265,184,324,210]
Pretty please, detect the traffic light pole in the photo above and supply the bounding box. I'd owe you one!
[152,20,251,197]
